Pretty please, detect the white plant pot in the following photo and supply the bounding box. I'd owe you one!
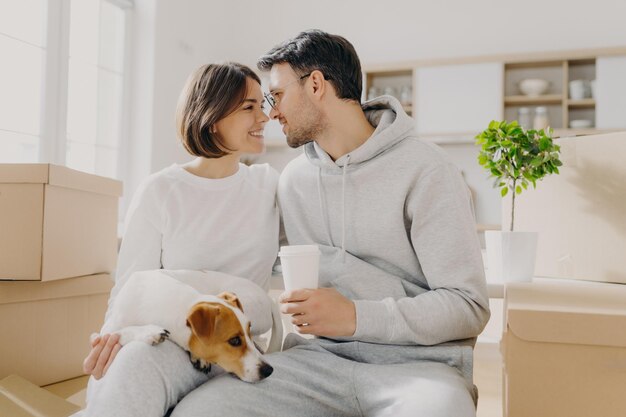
[485,231,538,283]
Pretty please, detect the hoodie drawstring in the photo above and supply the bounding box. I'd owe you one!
[317,167,333,247]
[341,154,351,262]
[316,154,351,263]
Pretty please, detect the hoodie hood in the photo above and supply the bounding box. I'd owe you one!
[303,95,415,170]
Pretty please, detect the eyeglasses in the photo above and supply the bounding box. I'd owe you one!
[263,73,311,110]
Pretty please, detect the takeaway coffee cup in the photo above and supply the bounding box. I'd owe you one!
[278,245,320,292]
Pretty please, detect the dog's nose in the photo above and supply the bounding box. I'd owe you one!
[259,363,273,379]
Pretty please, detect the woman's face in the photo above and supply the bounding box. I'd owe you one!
[214,78,270,156]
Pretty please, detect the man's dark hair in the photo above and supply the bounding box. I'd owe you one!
[257,29,362,103]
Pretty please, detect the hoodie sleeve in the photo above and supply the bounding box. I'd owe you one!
[352,163,490,345]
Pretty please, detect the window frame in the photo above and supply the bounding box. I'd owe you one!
[38,0,133,181]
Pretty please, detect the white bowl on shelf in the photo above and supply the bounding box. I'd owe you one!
[519,79,550,96]
[569,80,590,100]
[569,119,593,129]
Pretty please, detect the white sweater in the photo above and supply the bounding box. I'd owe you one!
[107,163,279,318]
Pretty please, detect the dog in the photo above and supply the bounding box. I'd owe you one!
[98,269,277,382]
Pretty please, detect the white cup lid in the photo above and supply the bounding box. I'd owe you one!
[278,244,320,256]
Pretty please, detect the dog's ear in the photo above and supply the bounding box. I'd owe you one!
[218,291,243,312]
[186,302,220,340]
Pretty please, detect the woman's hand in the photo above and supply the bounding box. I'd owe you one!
[279,288,356,338]
[82,333,122,380]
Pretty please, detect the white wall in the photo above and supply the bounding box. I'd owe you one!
[127,0,626,222]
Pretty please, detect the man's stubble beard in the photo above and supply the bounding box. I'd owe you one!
[285,99,326,149]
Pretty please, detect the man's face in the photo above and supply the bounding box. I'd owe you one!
[267,63,325,148]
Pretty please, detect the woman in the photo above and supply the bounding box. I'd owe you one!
[78,63,279,417]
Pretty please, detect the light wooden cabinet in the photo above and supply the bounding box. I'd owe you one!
[364,69,414,116]
[596,55,626,129]
[415,63,503,135]
[503,58,597,130]
[363,47,626,140]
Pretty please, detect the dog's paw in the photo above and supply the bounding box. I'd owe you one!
[147,328,170,345]
[117,325,170,346]
[188,352,211,373]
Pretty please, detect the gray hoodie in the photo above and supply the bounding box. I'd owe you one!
[278,95,490,372]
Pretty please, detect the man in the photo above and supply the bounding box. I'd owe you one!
[173,29,490,417]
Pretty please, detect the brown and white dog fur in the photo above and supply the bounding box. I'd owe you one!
[98,270,273,382]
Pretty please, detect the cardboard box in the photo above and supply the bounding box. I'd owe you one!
[0,274,112,386]
[0,163,123,281]
[0,375,80,417]
[502,279,626,417]
[42,375,88,407]
[502,131,626,284]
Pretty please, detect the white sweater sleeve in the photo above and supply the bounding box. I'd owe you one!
[104,179,164,321]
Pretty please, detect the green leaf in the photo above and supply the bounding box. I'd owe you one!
[539,138,551,151]
[522,170,534,181]
[477,120,561,197]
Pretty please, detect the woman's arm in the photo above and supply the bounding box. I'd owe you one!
[84,179,164,379]
[106,190,164,319]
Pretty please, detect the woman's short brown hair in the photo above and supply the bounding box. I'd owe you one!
[176,62,261,158]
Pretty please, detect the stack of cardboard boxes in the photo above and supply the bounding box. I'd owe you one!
[0,164,122,413]
[500,132,626,417]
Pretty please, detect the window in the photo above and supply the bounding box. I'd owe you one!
[66,0,129,178]
[0,0,46,163]
[0,0,132,179]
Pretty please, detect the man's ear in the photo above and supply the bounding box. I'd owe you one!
[218,291,243,312]
[186,302,220,340]
[309,70,328,97]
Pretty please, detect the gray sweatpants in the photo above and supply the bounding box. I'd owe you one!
[79,340,216,417]
[80,335,476,417]
[173,334,476,417]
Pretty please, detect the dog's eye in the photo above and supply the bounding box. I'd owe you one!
[228,336,242,347]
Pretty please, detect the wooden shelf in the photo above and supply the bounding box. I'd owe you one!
[552,128,621,138]
[567,99,596,108]
[362,47,626,140]
[505,60,563,70]
[366,69,413,77]
[504,95,563,105]
[476,223,501,232]
[417,129,620,143]
[418,133,476,145]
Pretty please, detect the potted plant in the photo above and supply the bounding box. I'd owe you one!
[476,120,562,282]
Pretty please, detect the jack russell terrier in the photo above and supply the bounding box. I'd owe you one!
[99,269,281,382]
